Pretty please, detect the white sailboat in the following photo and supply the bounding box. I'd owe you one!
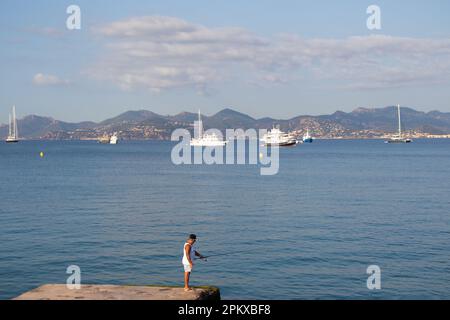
[190,110,227,147]
[109,132,118,144]
[385,104,412,143]
[6,106,19,143]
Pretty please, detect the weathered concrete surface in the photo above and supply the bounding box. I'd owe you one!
[14,284,220,300]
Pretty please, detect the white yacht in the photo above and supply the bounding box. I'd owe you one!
[109,132,118,144]
[261,126,298,146]
[190,110,227,147]
[385,104,412,143]
[302,128,314,143]
[6,105,19,143]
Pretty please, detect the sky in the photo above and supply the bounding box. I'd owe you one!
[1,0,450,122]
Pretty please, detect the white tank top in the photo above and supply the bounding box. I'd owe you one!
[182,242,195,264]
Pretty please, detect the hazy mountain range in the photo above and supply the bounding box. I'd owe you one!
[2,106,450,140]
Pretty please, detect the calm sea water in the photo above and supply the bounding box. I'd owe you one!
[1,139,449,300]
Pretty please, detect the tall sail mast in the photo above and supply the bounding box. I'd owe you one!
[8,113,12,137]
[5,105,19,142]
[397,104,402,137]
[12,105,17,138]
[198,109,203,138]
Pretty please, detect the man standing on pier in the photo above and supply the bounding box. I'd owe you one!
[182,234,205,291]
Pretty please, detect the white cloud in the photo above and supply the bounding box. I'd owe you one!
[33,73,70,86]
[26,27,65,37]
[88,16,450,92]
[294,35,450,89]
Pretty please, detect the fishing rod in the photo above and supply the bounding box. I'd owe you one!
[195,249,255,261]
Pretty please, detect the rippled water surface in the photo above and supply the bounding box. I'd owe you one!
[1,139,449,299]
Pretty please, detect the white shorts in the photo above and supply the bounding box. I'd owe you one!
[183,264,192,272]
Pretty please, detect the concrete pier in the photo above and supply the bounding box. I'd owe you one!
[14,284,220,300]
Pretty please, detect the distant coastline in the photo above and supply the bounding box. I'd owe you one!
[2,106,450,141]
[11,136,450,142]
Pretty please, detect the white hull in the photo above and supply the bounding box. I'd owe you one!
[264,140,298,147]
[5,137,19,143]
[385,138,412,143]
[190,139,227,147]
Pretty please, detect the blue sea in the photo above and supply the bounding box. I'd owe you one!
[1,139,450,300]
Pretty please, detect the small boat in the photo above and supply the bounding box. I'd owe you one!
[5,106,19,143]
[109,133,118,144]
[190,110,227,147]
[98,134,110,144]
[385,104,412,143]
[98,133,119,144]
[261,126,298,146]
[302,129,314,143]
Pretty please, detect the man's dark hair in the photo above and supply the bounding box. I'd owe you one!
[189,234,197,240]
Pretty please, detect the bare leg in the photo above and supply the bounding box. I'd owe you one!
[184,272,191,289]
